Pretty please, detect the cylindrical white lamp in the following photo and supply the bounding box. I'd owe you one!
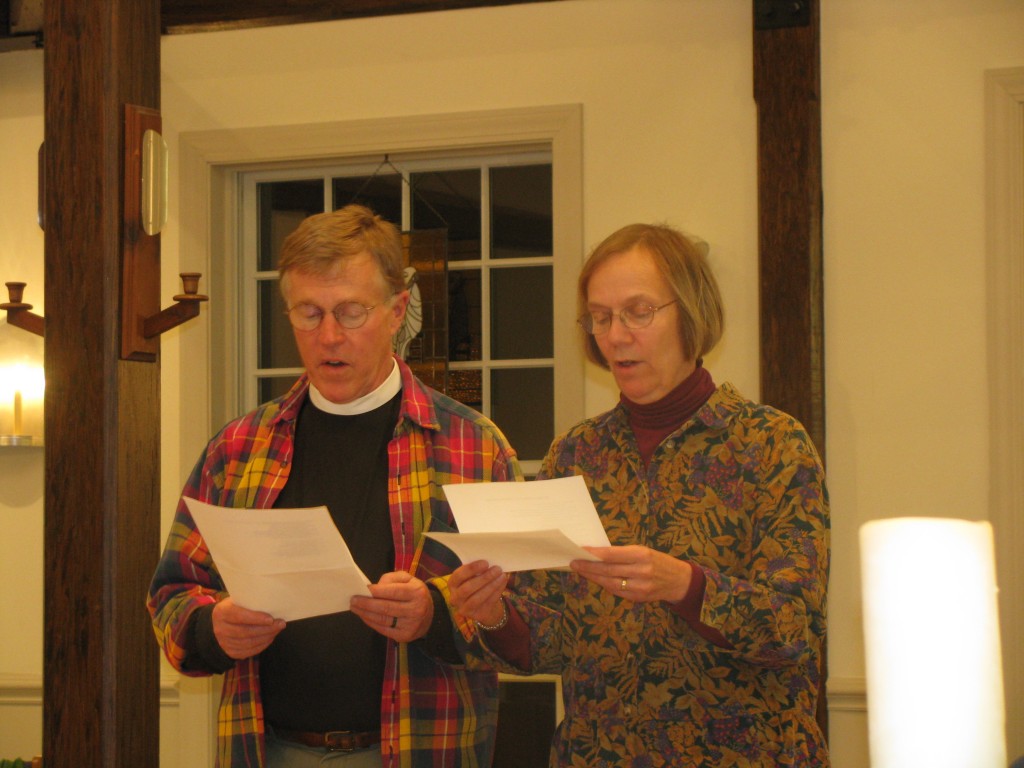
[861,517,1006,768]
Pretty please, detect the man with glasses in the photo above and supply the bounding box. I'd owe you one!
[148,204,521,768]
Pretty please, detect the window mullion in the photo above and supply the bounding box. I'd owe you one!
[240,175,262,412]
[401,172,411,230]
[479,164,492,417]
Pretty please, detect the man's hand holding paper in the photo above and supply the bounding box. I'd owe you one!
[184,497,373,623]
[211,596,286,660]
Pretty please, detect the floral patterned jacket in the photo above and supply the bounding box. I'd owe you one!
[476,383,830,767]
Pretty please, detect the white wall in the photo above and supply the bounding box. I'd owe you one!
[821,1,1024,763]
[0,43,45,763]
[1,1,1022,765]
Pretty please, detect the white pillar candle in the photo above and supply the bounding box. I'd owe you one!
[861,517,1006,768]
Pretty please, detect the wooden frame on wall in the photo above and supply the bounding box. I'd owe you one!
[985,66,1024,760]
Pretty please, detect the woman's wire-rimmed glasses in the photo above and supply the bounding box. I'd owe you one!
[577,299,678,335]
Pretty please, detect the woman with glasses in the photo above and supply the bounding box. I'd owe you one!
[450,222,830,766]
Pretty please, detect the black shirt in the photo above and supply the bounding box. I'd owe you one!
[260,392,400,733]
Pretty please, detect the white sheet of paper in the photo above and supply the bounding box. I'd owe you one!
[426,475,611,571]
[184,497,372,622]
[425,529,596,572]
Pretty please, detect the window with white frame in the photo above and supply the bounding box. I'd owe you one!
[238,151,557,470]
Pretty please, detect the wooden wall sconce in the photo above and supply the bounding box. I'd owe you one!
[3,106,208,361]
[121,104,207,361]
[141,272,208,339]
[1,273,206,344]
[0,282,45,337]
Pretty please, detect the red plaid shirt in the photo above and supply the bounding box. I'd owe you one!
[148,357,521,767]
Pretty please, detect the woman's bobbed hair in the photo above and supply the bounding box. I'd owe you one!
[577,223,724,369]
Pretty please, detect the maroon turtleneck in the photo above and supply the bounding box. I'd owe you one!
[619,362,716,468]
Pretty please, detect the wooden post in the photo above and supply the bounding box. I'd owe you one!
[42,0,161,765]
[752,0,827,738]
[753,0,825,453]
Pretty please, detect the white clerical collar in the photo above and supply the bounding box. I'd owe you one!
[308,359,402,416]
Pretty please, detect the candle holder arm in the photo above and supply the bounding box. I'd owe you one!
[1,282,45,337]
[142,272,208,339]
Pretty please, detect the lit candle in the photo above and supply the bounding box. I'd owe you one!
[13,389,22,435]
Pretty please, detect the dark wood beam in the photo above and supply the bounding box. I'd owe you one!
[43,0,161,765]
[753,0,824,454]
[160,0,563,35]
[752,0,827,740]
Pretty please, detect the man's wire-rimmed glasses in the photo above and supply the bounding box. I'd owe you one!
[577,299,678,336]
[285,300,384,332]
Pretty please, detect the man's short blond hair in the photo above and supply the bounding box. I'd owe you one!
[278,204,406,297]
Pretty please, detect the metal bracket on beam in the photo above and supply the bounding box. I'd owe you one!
[121,104,207,361]
[754,0,811,31]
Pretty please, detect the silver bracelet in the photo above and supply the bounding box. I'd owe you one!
[475,597,509,632]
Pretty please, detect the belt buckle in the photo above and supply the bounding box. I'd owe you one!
[323,730,357,753]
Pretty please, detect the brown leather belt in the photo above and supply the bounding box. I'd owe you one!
[273,727,382,752]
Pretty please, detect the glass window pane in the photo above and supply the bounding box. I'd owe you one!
[332,174,403,226]
[258,376,299,405]
[490,266,553,359]
[447,368,482,411]
[448,269,480,361]
[258,180,324,271]
[258,279,302,370]
[411,169,481,262]
[491,368,554,462]
[401,229,448,392]
[490,164,552,259]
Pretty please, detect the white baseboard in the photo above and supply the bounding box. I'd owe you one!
[826,676,867,713]
[0,672,181,707]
